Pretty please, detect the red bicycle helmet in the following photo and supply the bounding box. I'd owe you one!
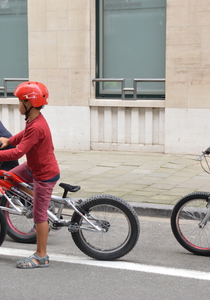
[14,81,49,107]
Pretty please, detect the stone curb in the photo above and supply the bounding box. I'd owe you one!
[129,202,174,218]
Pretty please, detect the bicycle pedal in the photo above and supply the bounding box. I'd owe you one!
[68,222,79,233]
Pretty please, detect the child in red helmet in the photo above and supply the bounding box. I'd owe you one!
[0,81,60,268]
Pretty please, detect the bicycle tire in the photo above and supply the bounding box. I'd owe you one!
[71,195,140,260]
[0,209,7,246]
[0,195,37,243]
[171,192,210,256]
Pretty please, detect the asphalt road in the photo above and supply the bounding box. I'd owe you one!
[1,216,210,300]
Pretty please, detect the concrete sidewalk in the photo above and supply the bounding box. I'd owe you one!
[53,150,210,217]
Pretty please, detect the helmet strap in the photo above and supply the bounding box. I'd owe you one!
[23,103,33,121]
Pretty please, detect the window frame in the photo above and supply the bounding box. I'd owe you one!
[95,0,166,100]
[0,0,28,97]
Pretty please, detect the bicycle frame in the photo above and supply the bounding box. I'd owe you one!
[48,195,104,232]
[0,169,104,233]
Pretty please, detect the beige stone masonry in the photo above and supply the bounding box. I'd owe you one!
[166,0,210,109]
[58,31,90,70]
[28,0,91,107]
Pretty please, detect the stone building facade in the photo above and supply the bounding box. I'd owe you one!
[1,0,210,154]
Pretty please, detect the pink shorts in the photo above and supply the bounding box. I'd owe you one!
[10,162,57,223]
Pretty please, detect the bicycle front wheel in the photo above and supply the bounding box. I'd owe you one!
[171,192,210,256]
[0,209,7,246]
[71,195,140,260]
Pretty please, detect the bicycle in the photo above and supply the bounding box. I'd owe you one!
[171,147,210,256]
[0,169,140,260]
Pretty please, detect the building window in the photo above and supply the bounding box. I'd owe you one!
[0,0,28,95]
[96,0,166,99]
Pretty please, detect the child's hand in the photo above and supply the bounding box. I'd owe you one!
[0,137,9,149]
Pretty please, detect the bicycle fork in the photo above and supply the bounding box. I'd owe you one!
[199,198,210,228]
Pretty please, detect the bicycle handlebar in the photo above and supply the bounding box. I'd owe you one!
[204,147,210,155]
[198,147,210,161]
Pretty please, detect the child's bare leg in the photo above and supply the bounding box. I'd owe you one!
[16,221,49,268]
[35,221,49,260]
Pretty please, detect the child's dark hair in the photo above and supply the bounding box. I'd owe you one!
[23,100,43,110]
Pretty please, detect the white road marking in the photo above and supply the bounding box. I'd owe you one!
[0,247,209,281]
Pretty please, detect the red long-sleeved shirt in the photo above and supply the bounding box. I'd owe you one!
[0,114,59,181]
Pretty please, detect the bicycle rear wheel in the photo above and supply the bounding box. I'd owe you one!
[0,209,7,246]
[71,195,140,260]
[171,192,210,256]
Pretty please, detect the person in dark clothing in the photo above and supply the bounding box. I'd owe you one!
[0,121,19,171]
